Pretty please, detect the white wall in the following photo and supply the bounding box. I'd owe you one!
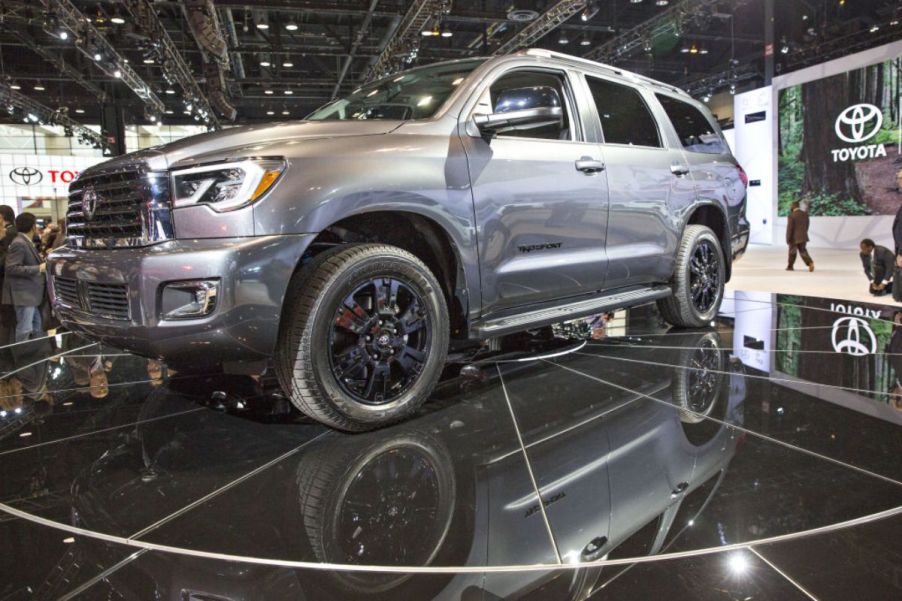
[733,86,775,245]
[771,39,902,250]
[0,153,106,220]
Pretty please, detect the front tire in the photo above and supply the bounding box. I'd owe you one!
[657,225,725,328]
[276,244,449,431]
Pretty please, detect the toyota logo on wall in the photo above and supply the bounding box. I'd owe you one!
[8,167,43,186]
[831,316,877,356]
[834,103,883,144]
[81,185,99,220]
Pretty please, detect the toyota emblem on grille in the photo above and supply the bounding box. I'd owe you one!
[82,185,99,220]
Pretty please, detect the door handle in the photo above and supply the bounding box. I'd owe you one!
[575,158,606,174]
[671,164,691,176]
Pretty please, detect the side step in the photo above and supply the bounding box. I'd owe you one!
[472,285,672,338]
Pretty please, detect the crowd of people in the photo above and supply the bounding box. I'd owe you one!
[0,207,65,345]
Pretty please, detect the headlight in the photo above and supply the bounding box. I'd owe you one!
[171,158,286,212]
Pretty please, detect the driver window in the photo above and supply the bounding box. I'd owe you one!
[487,70,574,141]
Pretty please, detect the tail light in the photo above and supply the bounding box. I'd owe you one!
[737,164,749,188]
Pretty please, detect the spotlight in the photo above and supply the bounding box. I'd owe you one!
[143,58,155,64]
[285,23,298,31]
[630,0,643,3]
[780,38,790,54]
[656,0,669,5]
[580,35,592,46]
[113,69,122,78]
[281,110,290,115]
[440,24,453,37]
[581,2,599,21]
[33,82,45,91]
[93,51,103,61]
[702,94,711,102]
[730,83,736,95]
[110,16,125,24]
[264,89,274,95]
[75,108,85,114]
[266,110,275,115]
[260,60,271,67]
[256,22,269,30]
[284,89,293,95]
[869,24,879,33]
[9,82,21,90]
[165,88,175,94]
[283,61,294,67]
[59,30,69,40]
[727,552,749,576]
[558,32,569,44]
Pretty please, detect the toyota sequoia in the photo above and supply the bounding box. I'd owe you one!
[48,49,750,431]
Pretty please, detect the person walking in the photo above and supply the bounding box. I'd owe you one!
[786,200,814,272]
[3,212,46,342]
[0,206,17,346]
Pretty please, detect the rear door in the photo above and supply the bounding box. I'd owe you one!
[581,74,696,290]
[462,66,611,316]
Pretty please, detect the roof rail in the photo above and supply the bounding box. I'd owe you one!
[522,48,689,97]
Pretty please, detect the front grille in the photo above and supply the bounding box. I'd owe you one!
[85,282,130,320]
[53,277,79,307]
[67,165,172,248]
[53,277,131,321]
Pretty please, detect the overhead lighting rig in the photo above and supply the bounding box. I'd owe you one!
[38,0,165,117]
[492,0,589,56]
[0,81,108,151]
[365,0,445,82]
[121,0,227,126]
[583,0,727,62]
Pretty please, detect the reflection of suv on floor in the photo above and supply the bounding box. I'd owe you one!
[48,49,749,431]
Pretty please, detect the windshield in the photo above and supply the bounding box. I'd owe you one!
[307,59,485,121]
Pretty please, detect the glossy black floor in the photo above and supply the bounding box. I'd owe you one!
[2,290,902,600]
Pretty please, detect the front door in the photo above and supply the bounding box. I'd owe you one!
[462,68,610,316]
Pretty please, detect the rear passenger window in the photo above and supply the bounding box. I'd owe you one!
[656,95,727,154]
[585,76,661,148]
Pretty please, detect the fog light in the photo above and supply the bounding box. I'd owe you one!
[161,280,219,320]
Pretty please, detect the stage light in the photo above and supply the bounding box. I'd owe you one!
[727,552,749,576]
[869,24,879,33]
[165,88,175,94]
[75,108,85,114]
[581,2,599,21]
[256,22,269,30]
[282,110,290,115]
[144,58,155,64]
[283,61,294,67]
[110,16,125,24]
[93,51,103,61]
[284,89,293,95]
[266,110,275,115]
[9,82,21,90]
[285,23,298,31]
[580,35,592,46]
[558,32,569,44]
[33,83,45,91]
[656,0,669,5]
[264,89,274,95]
[441,25,453,37]
[630,0,643,3]
[113,69,122,78]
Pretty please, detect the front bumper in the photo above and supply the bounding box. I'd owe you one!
[47,235,314,366]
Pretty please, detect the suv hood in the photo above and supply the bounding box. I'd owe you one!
[85,120,404,174]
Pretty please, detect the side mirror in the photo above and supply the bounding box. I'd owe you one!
[473,85,564,138]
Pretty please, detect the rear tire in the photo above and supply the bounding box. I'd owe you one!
[276,244,449,431]
[657,225,725,328]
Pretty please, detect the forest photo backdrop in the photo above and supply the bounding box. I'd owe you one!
[779,55,902,216]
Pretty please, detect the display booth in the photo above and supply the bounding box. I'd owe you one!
[733,39,902,250]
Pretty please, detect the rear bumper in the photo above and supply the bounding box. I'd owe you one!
[47,235,314,366]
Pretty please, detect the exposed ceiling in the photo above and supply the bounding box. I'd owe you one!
[0,0,900,136]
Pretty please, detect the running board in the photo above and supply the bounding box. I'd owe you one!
[472,285,672,338]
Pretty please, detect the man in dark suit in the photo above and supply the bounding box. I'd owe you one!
[786,201,814,272]
[0,205,17,345]
[3,212,46,341]
[860,238,895,296]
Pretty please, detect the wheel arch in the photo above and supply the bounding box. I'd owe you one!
[685,204,732,282]
[281,209,472,339]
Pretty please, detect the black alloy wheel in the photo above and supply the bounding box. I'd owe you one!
[328,277,431,405]
[689,240,721,314]
[276,243,449,431]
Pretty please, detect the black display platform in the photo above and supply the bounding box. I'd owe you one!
[1,290,901,600]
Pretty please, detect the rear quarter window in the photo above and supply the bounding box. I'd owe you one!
[656,94,728,155]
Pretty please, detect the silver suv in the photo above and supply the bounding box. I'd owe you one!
[48,49,749,430]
